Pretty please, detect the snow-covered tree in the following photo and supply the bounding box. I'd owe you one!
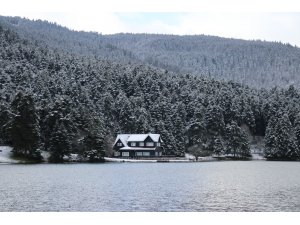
[225,121,250,158]
[9,92,41,160]
[48,121,71,162]
[265,113,299,160]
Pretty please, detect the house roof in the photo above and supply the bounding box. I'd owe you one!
[127,134,161,142]
[149,134,161,142]
[120,147,156,151]
[127,134,148,142]
[113,134,130,147]
[113,133,162,146]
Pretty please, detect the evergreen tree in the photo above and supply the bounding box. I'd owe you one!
[48,121,71,162]
[204,104,225,136]
[211,136,225,156]
[225,121,250,158]
[0,103,11,144]
[242,103,256,133]
[81,134,105,162]
[294,113,300,148]
[79,116,105,162]
[265,113,299,160]
[9,92,41,160]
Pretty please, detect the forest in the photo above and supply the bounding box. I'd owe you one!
[1,16,300,88]
[1,17,300,162]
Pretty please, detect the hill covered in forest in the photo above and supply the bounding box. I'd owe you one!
[1,16,300,88]
[1,18,300,162]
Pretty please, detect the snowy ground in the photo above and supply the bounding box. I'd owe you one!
[251,153,266,160]
[251,147,266,160]
[41,151,50,162]
[0,146,19,164]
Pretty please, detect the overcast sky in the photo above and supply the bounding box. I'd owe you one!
[1,0,300,46]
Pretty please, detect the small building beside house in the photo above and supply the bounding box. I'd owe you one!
[113,133,163,158]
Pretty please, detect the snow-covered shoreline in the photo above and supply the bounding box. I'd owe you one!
[0,146,20,164]
[0,146,266,164]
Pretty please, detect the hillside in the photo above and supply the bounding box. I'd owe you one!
[1,19,300,161]
[1,16,300,88]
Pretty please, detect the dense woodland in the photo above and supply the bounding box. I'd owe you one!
[1,18,300,162]
[1,16,300,88]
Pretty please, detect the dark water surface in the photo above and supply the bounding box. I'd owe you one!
[1,161,300,211]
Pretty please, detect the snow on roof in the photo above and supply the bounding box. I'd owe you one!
[113,134,131,147]
[127,134,161,142]
[149,134,161,142]
[113,134,161,146]
[120,147,156,151]
[127,134,149,142]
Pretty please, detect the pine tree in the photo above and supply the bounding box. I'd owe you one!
[294,113,300,149]
[276,114,298,160]
[265,113,299,160]
[0,103,11,143]
[48,121,71,162]
[225,121,250,158]
[204,104,225,136]
[264,115,278,158]
[80,115,105,162]
[211,136,225,156]
[9,92,41,160]
[242,103,256,133]
[81,134,105,162]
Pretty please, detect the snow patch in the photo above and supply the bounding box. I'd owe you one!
[0,146,19,163]
[185,153,196,160]
[41,151,50,162]
[251,153,266,160]
[63,153,82,162]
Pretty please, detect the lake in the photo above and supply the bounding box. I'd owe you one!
[0,161,300,211]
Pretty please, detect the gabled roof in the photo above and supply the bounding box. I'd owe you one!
[113,134,130,147]
[149,134,161,142]
[113,134,162,146]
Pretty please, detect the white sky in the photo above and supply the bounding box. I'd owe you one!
[1,0,300,46]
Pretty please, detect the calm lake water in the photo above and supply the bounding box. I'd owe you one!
[1,161,300,212]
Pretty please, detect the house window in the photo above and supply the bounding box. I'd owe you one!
[131,142,136,147]
[122,152,129,157]
[139,142,144,147]
[157,143,161,147]
[143,152,150,156]
[117,143,122,147]
[146,142,154,147]
[136,152,143,156]
[114,152,120,157]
